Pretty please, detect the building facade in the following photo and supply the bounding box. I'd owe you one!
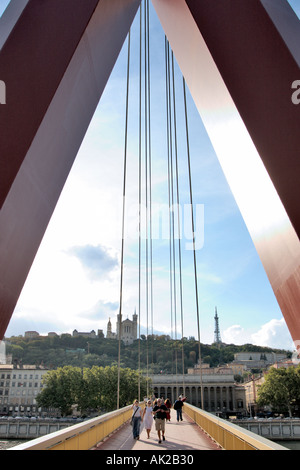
[152,363,247,417]
[232,352,287,370]
[0,365,48,416]
[107,312,138,345]
[152,374,246,417]
[72,329,97,339]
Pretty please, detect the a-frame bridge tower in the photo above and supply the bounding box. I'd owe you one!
[0,0,299,344]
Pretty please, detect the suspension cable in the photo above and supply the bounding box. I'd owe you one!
[183,77,204,409]
[138,2,142,403]
[165,38,180,395]
[164,37,174,353]
[146,0,154,391]
[144,0,150,398]
[168,44,179,389]
[171,50,185,396]
[117,28,131,410]
[144,0,153,398]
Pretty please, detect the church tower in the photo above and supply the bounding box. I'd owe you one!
[106,317,114,339]
[132,308,138,339]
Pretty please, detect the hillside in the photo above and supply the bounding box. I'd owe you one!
[4,334,290,374]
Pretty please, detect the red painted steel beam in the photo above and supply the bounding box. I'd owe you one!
[185,0,300,239]
[152,0,300,344]
[0,0,141,339]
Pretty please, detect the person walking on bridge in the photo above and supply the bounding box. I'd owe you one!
[131,400,143,440]
[173,396,184,422]
[153,398,168,444]
[143,399,154,439]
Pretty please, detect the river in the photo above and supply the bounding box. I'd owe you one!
[0,440,27,450]
[277,440,300,450]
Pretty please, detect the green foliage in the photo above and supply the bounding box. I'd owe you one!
[36,365,148,416]
[257,366,300,417]
[5,334,290,373]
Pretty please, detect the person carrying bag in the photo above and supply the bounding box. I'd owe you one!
[131,400,143,440]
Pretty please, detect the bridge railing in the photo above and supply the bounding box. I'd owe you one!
[10,401,287,450]
[9,405,135,450]
[183,403,287,450]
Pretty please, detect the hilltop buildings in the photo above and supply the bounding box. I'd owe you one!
[21,310,138,345]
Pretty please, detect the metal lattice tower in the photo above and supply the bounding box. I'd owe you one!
[214,307,222,345]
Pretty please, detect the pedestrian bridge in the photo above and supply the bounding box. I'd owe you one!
[10,403,286,451]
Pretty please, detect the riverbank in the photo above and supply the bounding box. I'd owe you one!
[233,418,300,442]
[277,440,300,450]
[0,417,82,440]
[0,440,26,450]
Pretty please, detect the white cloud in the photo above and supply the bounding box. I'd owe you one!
[67,244,119,281]
[251,318,294,351]
[223,319,294,351]
[223,325,249,345]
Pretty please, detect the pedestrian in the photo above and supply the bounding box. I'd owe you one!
[165,398,171,421]
[153,398,168,443]
[173,396,184,422]
[143,399,154,439]
[131,400,143,440]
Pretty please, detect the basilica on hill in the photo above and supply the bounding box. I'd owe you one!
[106,311,138,345]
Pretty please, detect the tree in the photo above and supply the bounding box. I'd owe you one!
[257,366,300,417]
[36,366,84,416]
[37,365,150,416]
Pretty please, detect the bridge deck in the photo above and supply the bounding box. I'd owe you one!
[92,412,221,451]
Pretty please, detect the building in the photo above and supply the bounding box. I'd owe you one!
[240,375,265,417]
[106,318,117,340]
[227,362,247,377]
[24,331,40,339]
[271,359,297,369]
[232,352,288,370]
[0,364,48,417]
[72,329,97,339]
[152,360,246,417]
[106,311,138,345]
[239,360,297,417]
[152,369,246,417]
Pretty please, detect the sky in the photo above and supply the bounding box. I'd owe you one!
[0,0,299,351]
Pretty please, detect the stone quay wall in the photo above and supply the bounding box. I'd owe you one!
[234,418,300,441]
